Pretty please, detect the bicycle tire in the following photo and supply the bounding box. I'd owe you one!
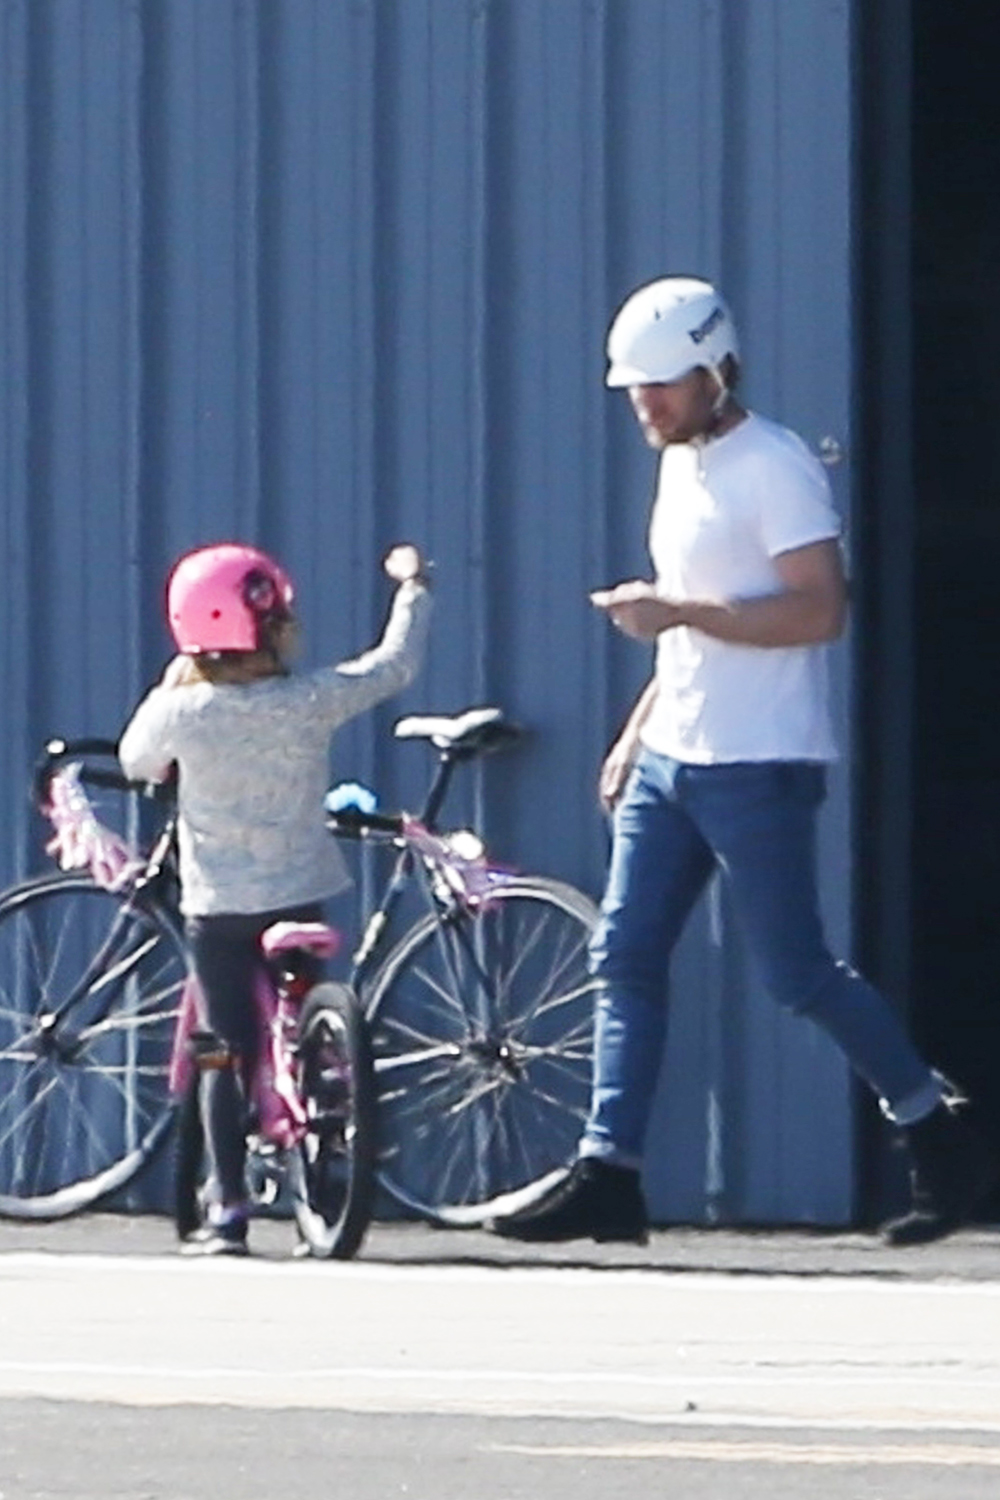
[292,982,377,1259]
[0,871,185,1218]
[364,876,600,1225]
[173,1072,204,1242]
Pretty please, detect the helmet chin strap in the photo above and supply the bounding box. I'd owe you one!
[692,363,732,444]
[709,363,730,414]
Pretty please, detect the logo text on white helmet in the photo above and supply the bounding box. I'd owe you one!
[688,306,725,345]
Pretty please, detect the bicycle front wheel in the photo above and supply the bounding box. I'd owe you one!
[292,983,377,1258]
[364,877,600,1224]
[0,872,185,1217]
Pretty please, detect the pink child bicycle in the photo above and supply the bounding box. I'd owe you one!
[0,743,375,1257]
[0,710,600,1251]
[170,918,375,1259]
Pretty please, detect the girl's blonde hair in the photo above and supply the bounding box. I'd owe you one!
[168,617,298,687]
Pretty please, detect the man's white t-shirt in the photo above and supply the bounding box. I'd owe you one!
[640,412,841,765]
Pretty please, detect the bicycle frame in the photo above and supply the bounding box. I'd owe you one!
[342,739,513,985]
[169,966,307,1150]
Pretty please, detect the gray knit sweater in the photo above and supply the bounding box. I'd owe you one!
[119,580,431,916]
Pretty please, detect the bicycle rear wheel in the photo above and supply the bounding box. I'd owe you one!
[292,983,376,1259]
[364,877,599,1224]
[0,871,185,1217]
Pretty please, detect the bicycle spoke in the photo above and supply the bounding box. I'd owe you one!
[469,909,547,1028]
[0,874,184,1214]
[382,1058,480,1123]
[0,1067,58,1157]
[518,976,601,1029]
[373,1041,462,1074]
[23,897,75,1011]
[372,1002,463,1051]
[494,1090,538,1188]
[74,1060,171,1079]
[0,1010,34,1047]
[515,1073,589,1121]
[434,1112,485,1207]
[59,1072,127,1171]
[367,880,598,1217]
[442,1071,505,1118]
[411,941,478,1031]
[520,1017,596,1062]
[82,995,183,1043]
[85,933,161,998]
[495,926,594,1033]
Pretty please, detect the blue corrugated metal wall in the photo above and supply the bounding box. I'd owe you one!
[0,0,857,1222]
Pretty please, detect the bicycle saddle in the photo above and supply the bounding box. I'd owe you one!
[394,706,522,755]
[260,921,341,959]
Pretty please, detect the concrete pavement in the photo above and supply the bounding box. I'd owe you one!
[0,1216,999,1427]
[2,1216,1000,1500]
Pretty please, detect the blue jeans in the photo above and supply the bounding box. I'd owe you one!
[582,749,935,1167]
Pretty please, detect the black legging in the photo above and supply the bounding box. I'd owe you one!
[185,903,323,1210]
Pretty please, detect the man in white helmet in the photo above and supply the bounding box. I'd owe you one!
[496,275,994,1247]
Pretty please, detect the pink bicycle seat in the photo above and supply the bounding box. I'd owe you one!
[260,921,341,959]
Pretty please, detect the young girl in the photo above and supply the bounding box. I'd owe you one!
[119,541,431,1255]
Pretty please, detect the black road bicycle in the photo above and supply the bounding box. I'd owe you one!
[0,708,600,1248]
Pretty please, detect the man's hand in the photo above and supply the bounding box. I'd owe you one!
[591,539,847,649]
[590,580,684,640]
[599,736,637,813]
[595,678,658,813]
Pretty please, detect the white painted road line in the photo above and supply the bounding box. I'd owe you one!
[490,1439,1000,1466]
[1,1252,999,1425]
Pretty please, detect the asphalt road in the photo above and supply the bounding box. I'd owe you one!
[1,1215,999,1499]
[1,1207,999,1277]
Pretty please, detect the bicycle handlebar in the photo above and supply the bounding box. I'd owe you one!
[32,737,174,810]
[325,808,405,840]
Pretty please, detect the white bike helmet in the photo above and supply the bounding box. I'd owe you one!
[605,276,739,389]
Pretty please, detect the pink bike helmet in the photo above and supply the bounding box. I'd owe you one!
[167,544,294,654]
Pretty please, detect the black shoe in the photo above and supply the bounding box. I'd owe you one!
[491,1159,649,1245]
[882,1098,997,1246]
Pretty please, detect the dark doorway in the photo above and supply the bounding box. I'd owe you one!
[856,0,1000,1219]
[909,1,1000,1172]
